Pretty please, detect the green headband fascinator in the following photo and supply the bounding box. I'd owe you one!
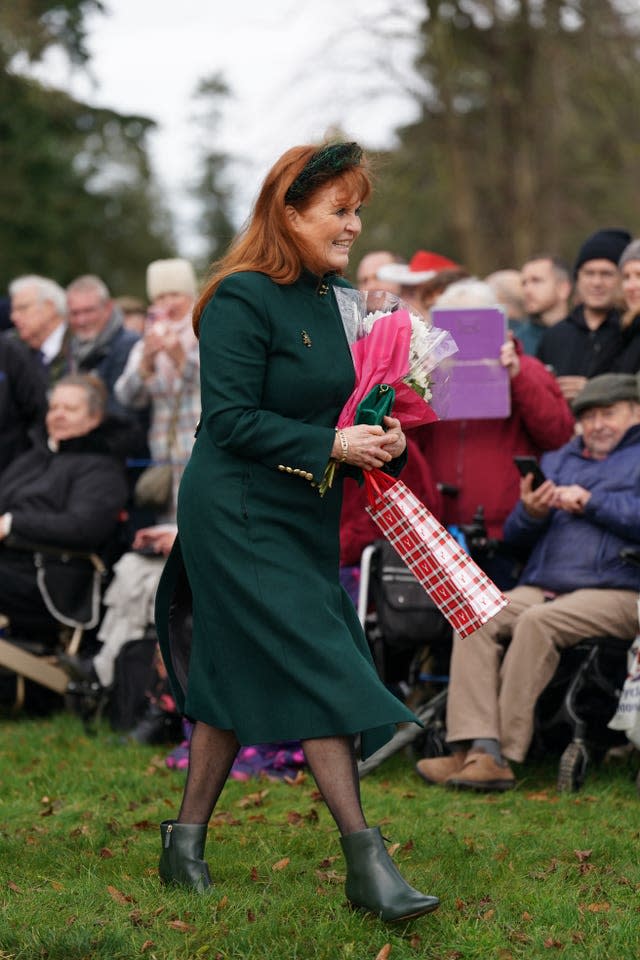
[285,141,363,206]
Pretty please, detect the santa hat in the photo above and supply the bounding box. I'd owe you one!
[377,249,461,286]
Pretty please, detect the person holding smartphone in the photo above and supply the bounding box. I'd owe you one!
[416,373,640,792]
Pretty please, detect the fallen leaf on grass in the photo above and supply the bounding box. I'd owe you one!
[69,825,90,837]
[132,820,154,831]
[107,885,135,905]
[574,850,592,862]
[315,870,344,885]
[250,866,259,881]
[100,848,114,859]
[141,941,154,953]
[525,791,559,803]
[7,881,22,894]
[387,843,401,857]
[586,901,610,913]
[409,934,421,948]
[509,930,531,944]
[481,909,495,921]
[522,911,533,921]
[272,857,290,871]
[210,811,241,827]
[168,919,196,933]
[247,909,256,922]
[543,938,563,948]
[217,895,229,910]
[375,945,391,960]
[318,855,339,868]
[284,771,307,786]
[237,790,269,809]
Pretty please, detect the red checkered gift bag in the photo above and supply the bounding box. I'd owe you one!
[364,470,508,638]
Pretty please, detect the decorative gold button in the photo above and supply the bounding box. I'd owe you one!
[286,466,293,473]
[305,472,313,481]
[278,464,285,471]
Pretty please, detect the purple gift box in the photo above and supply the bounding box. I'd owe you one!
[430,307,510,420]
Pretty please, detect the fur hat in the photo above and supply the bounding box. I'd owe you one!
[571,373,639,417]
[573,229,631,276]
[377,250,461,286]
[619,239,640,270]
[146,259,197,301]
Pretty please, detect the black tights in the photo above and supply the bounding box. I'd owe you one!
[177,721,367,836]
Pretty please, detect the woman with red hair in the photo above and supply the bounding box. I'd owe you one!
[155,142,439,921]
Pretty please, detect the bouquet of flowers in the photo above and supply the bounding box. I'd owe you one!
[319,288,458,494]
[324,287,508,636]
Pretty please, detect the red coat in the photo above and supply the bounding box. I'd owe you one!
[339,436,442,566]
[414,355,574,540]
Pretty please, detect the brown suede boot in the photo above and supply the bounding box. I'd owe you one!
[446,750,515,792]
[415,752,467,785]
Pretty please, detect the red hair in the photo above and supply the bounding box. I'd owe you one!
[193,143,372,336]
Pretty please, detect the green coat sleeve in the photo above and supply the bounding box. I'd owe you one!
[198,274,336,481]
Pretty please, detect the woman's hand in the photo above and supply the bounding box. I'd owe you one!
[380,416,406,459]
[332,420,405,472]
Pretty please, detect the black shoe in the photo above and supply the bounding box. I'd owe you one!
[57,653,99,684]
[126,703,181,745]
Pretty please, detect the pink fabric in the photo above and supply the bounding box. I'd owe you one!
[364,469,508,638]
[337,311,436,430]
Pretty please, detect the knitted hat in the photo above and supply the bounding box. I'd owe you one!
[573,229,631,276]
[146,259,197,301]
[377,249,461,286]
[619,239,640,270]
[571,373,639,417]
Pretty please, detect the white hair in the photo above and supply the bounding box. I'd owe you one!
[66,274,111,302]
[433,277,498,309]
[9,274,67,317]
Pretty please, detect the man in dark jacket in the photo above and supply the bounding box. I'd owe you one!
[537,228,631,402]
[0,374,129,638]
[66,275,140,418]
[0,331,47,470]
[416,373,640,791]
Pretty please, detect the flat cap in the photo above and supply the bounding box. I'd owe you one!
[571,373,639,416]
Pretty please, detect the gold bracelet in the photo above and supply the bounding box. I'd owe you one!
[336,429,349,462]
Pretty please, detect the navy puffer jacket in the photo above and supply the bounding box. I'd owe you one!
[504,424,640,594]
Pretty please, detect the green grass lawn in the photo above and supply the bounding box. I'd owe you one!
[1,711,640,960]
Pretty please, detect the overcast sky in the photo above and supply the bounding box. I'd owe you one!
[27,0,424,255]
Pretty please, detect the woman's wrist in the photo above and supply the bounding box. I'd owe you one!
[333,428,349,463]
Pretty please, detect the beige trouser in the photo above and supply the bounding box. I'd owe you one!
[446,586,639,763]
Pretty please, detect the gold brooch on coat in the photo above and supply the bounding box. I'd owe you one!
[301,330,312,348]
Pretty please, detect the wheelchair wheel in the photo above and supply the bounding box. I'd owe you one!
[557,741,589,792]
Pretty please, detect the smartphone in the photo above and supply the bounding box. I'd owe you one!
[513,456,546,490]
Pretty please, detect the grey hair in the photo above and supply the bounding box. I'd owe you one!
[619,239,640,270]
[66,274,111,303]
[51,373,108,419]
[9,274,67,317]
[433,277,498,309]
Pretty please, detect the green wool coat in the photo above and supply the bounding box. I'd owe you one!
[155,269,419,758]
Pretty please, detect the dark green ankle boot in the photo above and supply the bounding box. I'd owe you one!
[340,827,439,922]
[159,820,212,893]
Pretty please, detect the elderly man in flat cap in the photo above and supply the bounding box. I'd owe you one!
[416,373,640,792]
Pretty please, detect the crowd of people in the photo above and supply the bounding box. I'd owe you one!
[2,142,640,916]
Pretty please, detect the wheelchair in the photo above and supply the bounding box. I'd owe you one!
[0,537,111,722]
[356,522,640,793]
